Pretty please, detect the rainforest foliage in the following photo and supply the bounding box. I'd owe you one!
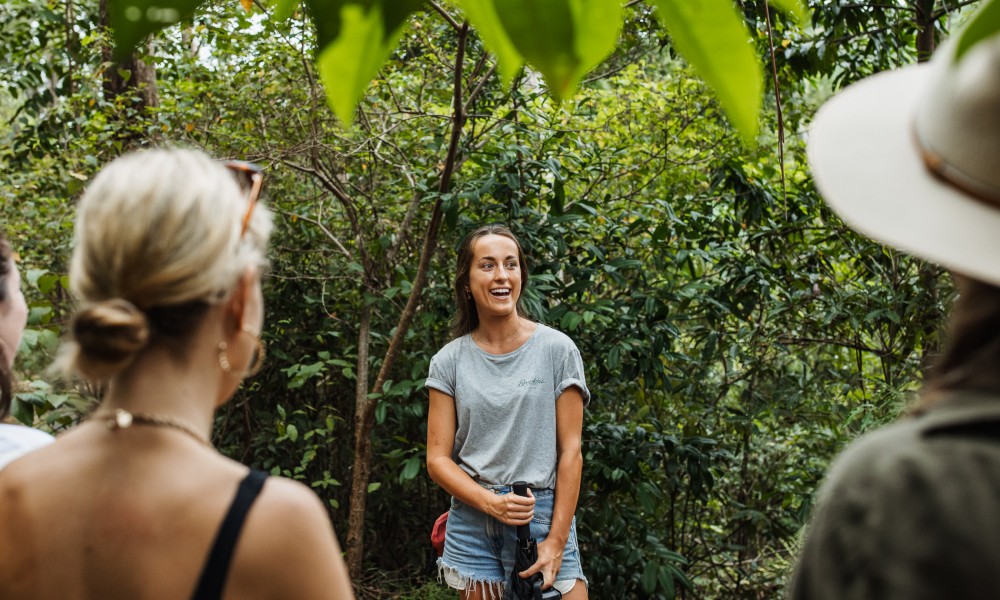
[1,0,989,597]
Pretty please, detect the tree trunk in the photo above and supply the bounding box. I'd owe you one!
[98,0,158,109]
[344,200,446,577]
[345,302,372,577]
[914,0,936,63]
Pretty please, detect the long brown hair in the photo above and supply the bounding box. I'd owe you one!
[450,225,531,339]
[0,233,16,419]
[917,275,1000,412]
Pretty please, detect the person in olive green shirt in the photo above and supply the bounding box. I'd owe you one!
[791,17,1000,600]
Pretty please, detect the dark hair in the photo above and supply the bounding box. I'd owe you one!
[917,275,1000,412]
[450,225,530,338]
[0,233,15,419]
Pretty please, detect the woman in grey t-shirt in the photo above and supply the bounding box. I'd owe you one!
[427,225,590,599]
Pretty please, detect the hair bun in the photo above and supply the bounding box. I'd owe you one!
[71,299,150,379]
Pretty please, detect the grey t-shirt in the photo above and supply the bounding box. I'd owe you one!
[426,323,590,489]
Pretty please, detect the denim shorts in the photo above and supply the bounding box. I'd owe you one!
[438,484,587,595]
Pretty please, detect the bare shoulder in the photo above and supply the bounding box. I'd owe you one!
[245,476,338,555]
[231,475,355,600]
[0,452,57,596]
[257,475,328,515]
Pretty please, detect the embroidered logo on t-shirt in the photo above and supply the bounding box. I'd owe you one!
[518,377,545,388]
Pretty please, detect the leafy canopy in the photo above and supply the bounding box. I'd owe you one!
[108,0,808,141]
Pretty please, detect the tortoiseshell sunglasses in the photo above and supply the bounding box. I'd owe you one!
[222,160,263,238]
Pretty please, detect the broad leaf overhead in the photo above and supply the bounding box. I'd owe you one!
[270,0,299,22]
[307,0,423,125]
[490,0,623,101]
[457,0,524,86]
[110,0,202,59]
[651,0,762,141]
[768,0,808,23]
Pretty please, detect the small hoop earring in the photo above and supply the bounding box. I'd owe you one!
[242,326,266,377]
[217,341,233,373]
[217,328,266,377]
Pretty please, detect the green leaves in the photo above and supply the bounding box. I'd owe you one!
[458,0,624,99]
[483,0,623,100]
[768,0,808,24]
[647,0,807,141]
[458,0,524,85]
[106,0,809,140]
[307,0,423,125]
[109,0,202,59]
[651,0,762,142]
[955,0,1000,62]
[270,0,299,22]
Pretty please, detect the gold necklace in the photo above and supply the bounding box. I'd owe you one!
[94,408,212,447]
[474,323,523,348]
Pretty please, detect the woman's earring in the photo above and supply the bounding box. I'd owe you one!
[242,326,266,377]
[217,328,265,377]
[217,341,233,373]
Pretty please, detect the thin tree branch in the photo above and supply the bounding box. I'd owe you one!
[438,21,470,195]
[763,0,787,212]
[463,62,498,114]
[931,0,981,19]
[280,158,374,278]
[370,20,470,397]
[428,0,461,31]
[271,207,352,259]
[777,335,890,357]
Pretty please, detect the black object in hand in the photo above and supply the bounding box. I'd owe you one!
[504,482,562,600]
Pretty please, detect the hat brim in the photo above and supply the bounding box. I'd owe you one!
[808,64,1000,287]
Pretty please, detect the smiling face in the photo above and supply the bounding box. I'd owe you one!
[467,234,523,321]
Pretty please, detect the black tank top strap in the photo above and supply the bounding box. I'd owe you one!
[190,469,269,600]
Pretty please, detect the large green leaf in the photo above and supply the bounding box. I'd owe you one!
[570,0,624,85]
[651,0,762,141]
[955,0,1000,62]
[308,0,422,49]
[494,0,621,100]
[308,0,423,125]
[458,0,524,86]
[110,0,202,59]
[270,0,300,22]
[767,0,808,23]
[495,0,576,98]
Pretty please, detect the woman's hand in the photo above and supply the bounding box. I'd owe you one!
[519,537,565,590]
[486,487,535,525]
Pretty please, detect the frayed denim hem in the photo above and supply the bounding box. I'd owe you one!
[437,559,507,599]
[437,559,587,597]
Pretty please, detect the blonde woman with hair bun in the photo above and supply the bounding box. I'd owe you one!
[0,148,354,600]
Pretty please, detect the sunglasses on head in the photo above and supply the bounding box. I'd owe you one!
[222,160,263,238]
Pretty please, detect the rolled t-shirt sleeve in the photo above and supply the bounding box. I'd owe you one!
[426,348,456,397]
[555,344,590,406]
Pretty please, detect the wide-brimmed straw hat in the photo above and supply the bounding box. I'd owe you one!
[807,31,1000,286]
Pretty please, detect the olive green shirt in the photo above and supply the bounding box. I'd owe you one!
[790,390,1000,600]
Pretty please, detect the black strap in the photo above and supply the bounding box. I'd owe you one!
[190,469,269,600]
